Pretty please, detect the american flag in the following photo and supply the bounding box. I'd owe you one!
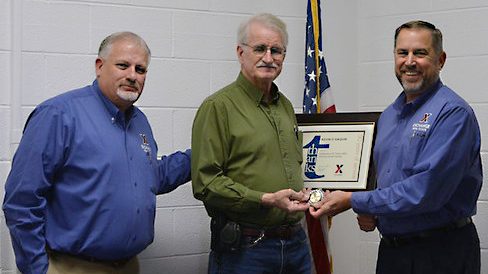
[303,1,334,273]
[303,0,335,114]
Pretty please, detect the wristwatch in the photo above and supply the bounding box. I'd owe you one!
[308,189,324,208]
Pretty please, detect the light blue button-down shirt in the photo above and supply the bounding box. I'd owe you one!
[351,80,482,236]
[3,80,191,274]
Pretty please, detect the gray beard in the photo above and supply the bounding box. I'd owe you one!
[402,80,424,95]
[117,89,139,102]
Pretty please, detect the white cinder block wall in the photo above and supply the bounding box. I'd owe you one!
[0,0,486,274]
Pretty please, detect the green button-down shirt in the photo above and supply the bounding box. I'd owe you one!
[192,73,304,227]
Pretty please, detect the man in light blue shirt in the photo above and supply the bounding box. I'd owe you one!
[310,21,481,274]
[3,32,191,274]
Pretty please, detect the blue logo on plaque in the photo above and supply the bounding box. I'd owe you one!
[303,135,330,179]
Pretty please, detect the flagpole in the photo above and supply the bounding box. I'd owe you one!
[303,1,335,273]
[310,0,321,111]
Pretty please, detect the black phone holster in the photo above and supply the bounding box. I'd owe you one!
[210,214,242,252]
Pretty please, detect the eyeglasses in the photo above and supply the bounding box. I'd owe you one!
[241,43,286,59]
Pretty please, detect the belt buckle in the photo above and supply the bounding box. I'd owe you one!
[249,230,265,248]
[277,226,289,238]
[276,224,298,239]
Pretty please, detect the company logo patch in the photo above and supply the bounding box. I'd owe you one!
[140,133,152,158]
[419,113,432,123]
[411,113,433,138]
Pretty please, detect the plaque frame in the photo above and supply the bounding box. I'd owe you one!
[296,112,381,191]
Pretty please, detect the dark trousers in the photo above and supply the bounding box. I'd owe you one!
[376,222,480,274]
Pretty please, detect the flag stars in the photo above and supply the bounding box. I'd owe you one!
[307,46,314,57]
[318,49,324,60]
[303,1,334,117]
[308,70,316,82]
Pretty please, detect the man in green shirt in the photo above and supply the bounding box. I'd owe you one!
[192,13,311,274]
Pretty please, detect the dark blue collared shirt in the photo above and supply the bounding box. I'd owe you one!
[351,80,482,236]
[3,80,191,274]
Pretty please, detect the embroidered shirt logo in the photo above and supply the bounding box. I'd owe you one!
[419,113,432,123]
[411,113,432,137]
[140,133,152,157]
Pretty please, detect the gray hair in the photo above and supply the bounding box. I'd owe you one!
[98,31,151,62]
[237,13,288,47]
[394,20,443,55]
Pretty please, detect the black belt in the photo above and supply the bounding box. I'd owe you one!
[381,217,472,247]
[47,248,133,267]
[241,223,302,239]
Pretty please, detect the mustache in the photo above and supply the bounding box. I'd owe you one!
[121,82,139,89]
[257,63,278,69]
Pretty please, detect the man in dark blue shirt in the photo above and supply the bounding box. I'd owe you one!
[309,21,482,273]
[3,32,191,274]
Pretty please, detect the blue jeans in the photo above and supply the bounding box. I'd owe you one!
[208,228,311,274]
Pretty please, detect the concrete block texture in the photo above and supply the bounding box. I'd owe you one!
[133,0,210,11]
[0,0,10,51]
[90,5,172,58]
[140,206,210,258]
[140,108,174,154]
[431,0,488,10]
[173,12,241,61]
[140,59,212,108]
[359,0,442,18]
[21,53,94,105]
[475,201,488,249]
[22,0,90,53]
[0,108,10,161]
[0,53,11,106]
[442,56,488,104]
[210,0,305,17]
[156,183,202,208]
[471,105,488,152]
[1,216,16,271]
[482,249,488,274]
[481,153,488,201]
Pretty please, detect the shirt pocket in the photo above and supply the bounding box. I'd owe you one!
[401,134,426,175]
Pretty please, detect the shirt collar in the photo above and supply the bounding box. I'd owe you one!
[393,79,443,116]
[236,72,280,106]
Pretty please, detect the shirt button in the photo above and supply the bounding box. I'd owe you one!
[137,209,140,214]
[134,182,137,187]
[111,117,115,123]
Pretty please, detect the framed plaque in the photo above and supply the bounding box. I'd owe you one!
[296,112,381,191]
